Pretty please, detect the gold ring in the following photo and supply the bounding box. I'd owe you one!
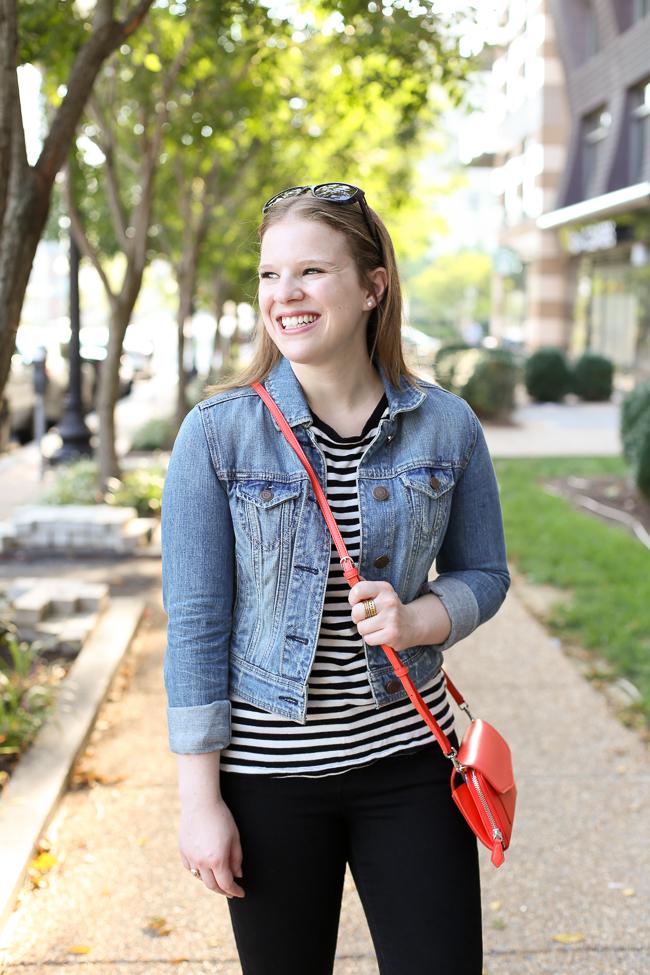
[190,867,200,879]
[363,598,377,619]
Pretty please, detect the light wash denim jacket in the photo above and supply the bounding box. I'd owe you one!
[162,355,510,754]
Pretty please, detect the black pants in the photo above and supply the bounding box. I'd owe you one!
[220,736,483,975]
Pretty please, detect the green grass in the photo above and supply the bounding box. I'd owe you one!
[494,457,650,720]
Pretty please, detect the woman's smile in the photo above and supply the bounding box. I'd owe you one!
[278,312,321,331]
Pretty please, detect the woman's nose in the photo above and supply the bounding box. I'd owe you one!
[273,273,303,303]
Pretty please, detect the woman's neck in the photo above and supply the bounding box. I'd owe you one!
[291,356,385,439]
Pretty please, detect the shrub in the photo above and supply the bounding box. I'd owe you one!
[39,457,167,516]
[39,457,103,505]
[106,466,166,516]
[130,417,178,452]
[572,353,614,401]
[435,347,519,417]
[621,381,650,500]
[0,607,61,765]
[524,348,572,402]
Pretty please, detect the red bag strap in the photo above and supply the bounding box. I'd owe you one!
[252,381,466,758]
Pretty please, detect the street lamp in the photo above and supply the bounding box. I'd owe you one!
[51,235,92,463]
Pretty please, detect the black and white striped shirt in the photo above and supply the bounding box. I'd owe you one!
[220,394,453,776]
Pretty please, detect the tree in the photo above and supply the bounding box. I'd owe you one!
[66,8,195,481]
[407,251,493,337]
[59,0,471,480]
[0,0,154,410]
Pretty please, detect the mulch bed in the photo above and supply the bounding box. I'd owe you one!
[545,474,650,543]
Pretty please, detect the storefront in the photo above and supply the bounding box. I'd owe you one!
[538,184,650,382]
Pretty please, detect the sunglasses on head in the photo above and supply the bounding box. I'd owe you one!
[262,183,385,266]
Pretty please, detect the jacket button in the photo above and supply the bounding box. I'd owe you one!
[386,680,401,694]
[430,476,440,489]
[374,555,390,568]
[373,486,389,501]
[260,489,274,501]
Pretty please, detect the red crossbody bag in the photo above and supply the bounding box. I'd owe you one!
[252,382,517,867]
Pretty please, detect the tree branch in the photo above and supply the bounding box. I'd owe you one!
[86,94,129,248]
[65,165,116,309]
[35,0,155,184]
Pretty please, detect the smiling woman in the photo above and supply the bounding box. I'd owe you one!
[162,183,510,975]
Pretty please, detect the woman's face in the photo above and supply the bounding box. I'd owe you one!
[258,217,385,370]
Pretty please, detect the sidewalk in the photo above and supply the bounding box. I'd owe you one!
[483,400,622,458]
[0,374,175,523]
[0,581,647,974]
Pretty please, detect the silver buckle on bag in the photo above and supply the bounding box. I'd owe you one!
[446,747,466,775]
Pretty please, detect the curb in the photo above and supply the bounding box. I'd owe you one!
[0,596,146,936]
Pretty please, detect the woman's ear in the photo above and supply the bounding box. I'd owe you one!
[367,266,388,305]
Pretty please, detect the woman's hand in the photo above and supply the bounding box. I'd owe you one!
[349,581,451,652]
[176,752,244,898]
[178,796,244,898]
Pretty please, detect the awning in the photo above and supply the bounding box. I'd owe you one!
[536,182,650,230]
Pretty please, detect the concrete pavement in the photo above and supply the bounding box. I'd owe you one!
[0,579,648,974]
[482,400,622,458]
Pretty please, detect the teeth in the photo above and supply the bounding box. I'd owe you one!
[281,314,318,329]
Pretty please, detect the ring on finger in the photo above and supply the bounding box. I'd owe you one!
[190,867,200,879]
[363,598,377,619]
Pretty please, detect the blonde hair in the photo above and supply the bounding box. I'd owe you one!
[205,192,419,396]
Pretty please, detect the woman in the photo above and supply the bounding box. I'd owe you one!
[162,183,510,975]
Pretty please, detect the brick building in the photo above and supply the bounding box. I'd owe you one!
[538,0,650,380]
[479,0,650,380]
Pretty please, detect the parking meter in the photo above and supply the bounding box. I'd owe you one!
[32,346,47,474]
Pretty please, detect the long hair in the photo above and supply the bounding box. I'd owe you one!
[205,192,419,396]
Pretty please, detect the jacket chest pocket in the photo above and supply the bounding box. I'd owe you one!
[236,481,302,551]
[402,469,455,539]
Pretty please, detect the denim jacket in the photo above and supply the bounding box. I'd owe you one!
[162,355,510,754]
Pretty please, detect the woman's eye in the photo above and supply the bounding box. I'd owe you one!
[259,271,277,279]
[304,267,324,275]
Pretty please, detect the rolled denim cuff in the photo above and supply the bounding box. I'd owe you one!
[426,576,480,652]
[166,700,232,754]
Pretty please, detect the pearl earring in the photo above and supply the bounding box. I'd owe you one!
[367,300,373,307]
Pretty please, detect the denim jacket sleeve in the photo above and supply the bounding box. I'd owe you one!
[162,406,234,754]
[426,416,510,652]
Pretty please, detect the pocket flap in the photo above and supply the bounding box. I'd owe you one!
[236,481,302,509]
[402,468,454,499]
[457,719,515,794]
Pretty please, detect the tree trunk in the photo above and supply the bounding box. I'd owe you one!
[211,270,226,371]
[175,268,194,429]
[0,170,48,397]
[97,299,131,484]
[0,0,155,404]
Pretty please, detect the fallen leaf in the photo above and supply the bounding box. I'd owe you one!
[171,959,188,965]
[31,852,57,873]
[491,917,506,930]
[68,945,92,954]
[147,917,172,937]
[621,888,635,897]
[489,900,501,911]
[553,933,585,944]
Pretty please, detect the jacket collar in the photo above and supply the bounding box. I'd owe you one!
[264,355,425,429]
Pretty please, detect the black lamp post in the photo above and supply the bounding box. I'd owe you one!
[51,235,92,463]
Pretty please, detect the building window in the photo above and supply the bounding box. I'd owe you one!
[630,82,650,183]
[633,0,648,23]
[583,109,611,196]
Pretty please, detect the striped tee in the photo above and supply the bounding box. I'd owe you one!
[220,393,454,776]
